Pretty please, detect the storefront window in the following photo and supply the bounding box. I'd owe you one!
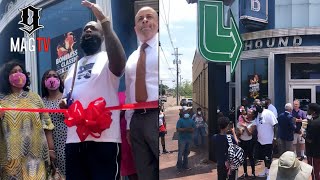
[37,0,94,93]
[317,86,320,105]
[291,63,320,79]
[241,59,268,104]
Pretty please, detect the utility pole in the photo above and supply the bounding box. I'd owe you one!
[179,74,182,100]
[172,48,182,106]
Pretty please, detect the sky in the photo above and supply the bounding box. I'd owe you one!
[159,0,197,88]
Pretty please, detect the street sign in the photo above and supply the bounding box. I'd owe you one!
[198,0,243,73]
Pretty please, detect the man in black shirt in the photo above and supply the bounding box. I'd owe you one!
[305,103,320,180]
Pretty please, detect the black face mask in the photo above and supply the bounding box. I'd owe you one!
[256,105,263,113]
[80,32,102,55]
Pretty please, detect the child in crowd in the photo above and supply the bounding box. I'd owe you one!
[212,117,239,180]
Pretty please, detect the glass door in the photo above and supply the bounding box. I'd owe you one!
[289,85,315,111]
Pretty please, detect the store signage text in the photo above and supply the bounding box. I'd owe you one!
[251,0,261,12]
[243,36,303,51]
[240,0,268,23]
[10,5,50,53]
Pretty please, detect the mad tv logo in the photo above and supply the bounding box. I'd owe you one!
[10,5,50,52]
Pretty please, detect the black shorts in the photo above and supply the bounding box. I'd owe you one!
[159,132,166,137]
[255,142,273,160]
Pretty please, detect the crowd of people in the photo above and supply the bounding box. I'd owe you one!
[0,1,158,180]
[213,97,320,180]
[169,96,319,180]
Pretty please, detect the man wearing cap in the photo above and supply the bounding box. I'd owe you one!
[267,151,313,180]
[305,103,320,180]
[254,99,278,177]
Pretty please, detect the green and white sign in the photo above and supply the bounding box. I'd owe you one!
[198,0,243,73]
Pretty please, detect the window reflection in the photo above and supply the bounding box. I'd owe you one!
[291,63,320,79]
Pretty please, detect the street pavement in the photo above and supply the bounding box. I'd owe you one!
[159,96,311,180]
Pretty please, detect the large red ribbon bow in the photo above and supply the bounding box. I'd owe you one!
[64,97,112,142]
[0,98,158,142]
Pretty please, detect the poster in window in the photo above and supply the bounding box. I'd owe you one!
[50,28,84,78]
[248,74,260,99]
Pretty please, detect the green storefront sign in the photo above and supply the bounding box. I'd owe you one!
[198,0,243,73]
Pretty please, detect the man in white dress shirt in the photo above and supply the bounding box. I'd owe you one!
[125,6,159,180]
[265,98,278,118]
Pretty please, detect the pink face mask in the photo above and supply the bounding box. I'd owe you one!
[45,77,60,90]
[9,72,26,88]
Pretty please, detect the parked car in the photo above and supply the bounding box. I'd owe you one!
[180,98,187,106]
[187,98,193,107]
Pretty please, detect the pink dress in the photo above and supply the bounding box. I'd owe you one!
[119,92,137,176]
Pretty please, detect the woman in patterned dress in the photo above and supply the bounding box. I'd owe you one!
[41,69,67,176]
[0,61,55,179]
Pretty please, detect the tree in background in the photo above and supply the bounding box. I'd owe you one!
[174,80,192,97]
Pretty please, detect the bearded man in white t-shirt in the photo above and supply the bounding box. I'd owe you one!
[254,99,278,178]
[59,1,126,180]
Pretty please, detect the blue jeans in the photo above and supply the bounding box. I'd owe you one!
[176,139,191,170]
[194,126,206,146]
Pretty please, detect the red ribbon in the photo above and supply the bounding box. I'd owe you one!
[0,98,158,141]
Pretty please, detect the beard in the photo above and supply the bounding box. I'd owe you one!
[80,32,102,55]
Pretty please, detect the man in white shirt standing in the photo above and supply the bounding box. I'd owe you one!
[125,6,159,180]
[60,1,126,180]
[264,98,278,118]
[254,99,278,177]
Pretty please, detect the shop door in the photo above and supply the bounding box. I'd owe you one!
[289,85,315,111]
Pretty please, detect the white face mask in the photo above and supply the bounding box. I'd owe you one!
[217,109,220,113]
[307,115,313,120]
[198,111,201,115]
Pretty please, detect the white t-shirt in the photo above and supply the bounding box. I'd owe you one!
[238,121,256,141]
[255,109,278,145]
[63,51,121,144]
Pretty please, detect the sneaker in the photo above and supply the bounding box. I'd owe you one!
[238,173,248,179]
[162,150,171,154]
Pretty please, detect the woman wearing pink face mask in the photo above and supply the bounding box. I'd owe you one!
[0,61,55,179]
[41,69,66,176]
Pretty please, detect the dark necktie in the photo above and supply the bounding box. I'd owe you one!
[135,43,148,102]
